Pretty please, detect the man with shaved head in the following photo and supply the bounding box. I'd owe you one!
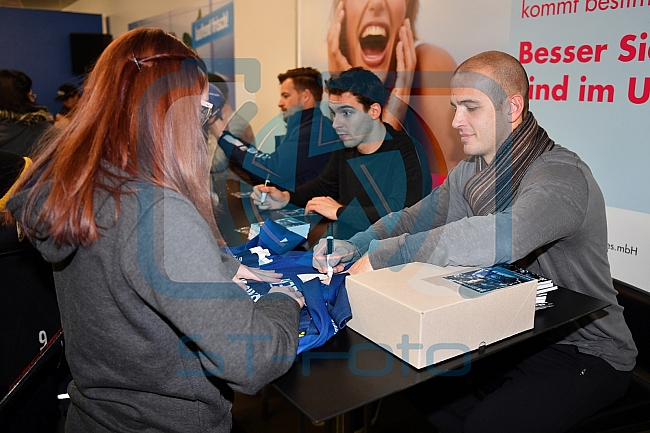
[314,51,637,432]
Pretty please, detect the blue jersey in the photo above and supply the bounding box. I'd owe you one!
[227,224,352,355]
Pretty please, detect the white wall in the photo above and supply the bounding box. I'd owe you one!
[233,0,296,134]
[64,0,297,134]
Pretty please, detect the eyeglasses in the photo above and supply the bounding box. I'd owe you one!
[200,100,213,125]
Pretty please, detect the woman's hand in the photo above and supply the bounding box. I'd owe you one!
[235,264,283,283]
[383,18,417,129]
[327,1,352,75]
[268,286,306,308]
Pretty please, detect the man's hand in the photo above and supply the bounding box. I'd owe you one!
[268,286,305,308]
[327,1,352,75]
[235,264,282,282]
[312,239,359,274]
[305,196,342,220]
[347,254,374,275]
[252,185,290,210]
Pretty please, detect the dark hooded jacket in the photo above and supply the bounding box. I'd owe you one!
[0,151,61,430]
[0,110,52,157]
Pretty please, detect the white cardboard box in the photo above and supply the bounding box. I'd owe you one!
[345,262,537,369]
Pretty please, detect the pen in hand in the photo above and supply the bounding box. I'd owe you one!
[260,174,270,205]
[326,224,334,278]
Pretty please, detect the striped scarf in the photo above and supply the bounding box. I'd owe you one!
[463,113,555,216]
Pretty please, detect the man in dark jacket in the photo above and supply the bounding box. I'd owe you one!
[253,67,430,231]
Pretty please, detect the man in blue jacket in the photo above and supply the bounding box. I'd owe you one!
[216,67,340,192]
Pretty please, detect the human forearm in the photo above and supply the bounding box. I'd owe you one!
[291,153,341,207]
[221,252,243,279]
[218,132,272,184]
[290,180,333,208]
[366,215,498,269]
[225,294,300,394]
[346,187,439,255]
[366,167,588,269]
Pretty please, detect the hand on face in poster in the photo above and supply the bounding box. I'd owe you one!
[327,1,353,75]
[252,185,289,210]
[383,18,417,128]
[312,238,359,274]
[304,196,342,220]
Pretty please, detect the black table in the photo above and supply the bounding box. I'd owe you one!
[219,179,611,431]
[272,288,610,430]
[220,179,356,249]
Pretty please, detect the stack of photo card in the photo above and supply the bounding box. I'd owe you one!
[495,264,557,310]
[444,264,557,310]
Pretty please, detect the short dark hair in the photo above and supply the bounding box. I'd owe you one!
[278,67,324,101]
[326,67,386,111]
[453,51,530,119]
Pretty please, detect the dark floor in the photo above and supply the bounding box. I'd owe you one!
[48,382,434,433]
[231,386,437,433]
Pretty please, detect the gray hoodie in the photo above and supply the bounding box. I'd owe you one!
[8,181,300,432]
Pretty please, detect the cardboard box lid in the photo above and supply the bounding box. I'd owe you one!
[345,262,537,368]
[346,263,495,312]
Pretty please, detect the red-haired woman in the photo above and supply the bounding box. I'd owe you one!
[6,28,303,432]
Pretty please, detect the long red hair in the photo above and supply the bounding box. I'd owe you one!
[11,28,217,247]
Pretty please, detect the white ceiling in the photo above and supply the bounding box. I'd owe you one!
[0,0,78,10]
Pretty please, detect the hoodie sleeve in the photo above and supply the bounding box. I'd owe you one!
[120,189,300,394]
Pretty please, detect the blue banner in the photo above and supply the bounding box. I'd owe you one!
[192,3,234,49]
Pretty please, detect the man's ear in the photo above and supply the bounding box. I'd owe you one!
[508,94,525,124]
[302,88,313,105]
[368,102,382,120]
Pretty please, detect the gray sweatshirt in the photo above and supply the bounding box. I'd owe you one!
[8,182,300,432]
[348,144,637,372]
